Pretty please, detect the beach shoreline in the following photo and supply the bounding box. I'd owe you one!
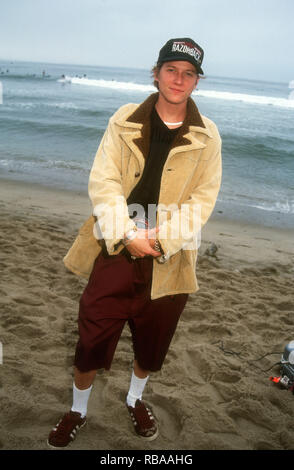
[0,177,293,264]
[1,177,294,450]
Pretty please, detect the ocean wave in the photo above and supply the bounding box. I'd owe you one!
[1,117,99,136]
[196,90,294,109]
[2,101,80,111]
[222,134,294,161]
[1,73,55,81]
[250,200,294,215]
[58,76,294,109]
[0,157,90,173]
[236,194,294,215]
[220,196,294,215]
[58,76,155,93]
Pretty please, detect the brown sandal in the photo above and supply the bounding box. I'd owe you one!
[126,399,159,441]
[47,410,86,448]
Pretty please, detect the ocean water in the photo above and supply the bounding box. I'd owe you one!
[0,60,294,229]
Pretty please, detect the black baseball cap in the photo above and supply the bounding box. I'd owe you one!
[157,37,204,75]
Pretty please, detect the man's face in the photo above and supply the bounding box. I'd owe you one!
[154,61,199,105]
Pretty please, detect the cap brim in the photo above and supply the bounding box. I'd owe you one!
[159,56,204,75]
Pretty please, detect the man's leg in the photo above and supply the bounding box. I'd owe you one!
[131,293,189,373]
[48,253,132,448]
[126,359,158,441]
[72,360,149,413]
[69,367,97,419]
[47,367,98,448]
[126,359,150,407]
[124,289,188,441]
[133,359,149,379]
[74,366,97,390]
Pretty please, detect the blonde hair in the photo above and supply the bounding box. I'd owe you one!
[151,63,163,90]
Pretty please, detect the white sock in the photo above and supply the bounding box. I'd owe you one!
[126,370,149,407]
[71,382,93,418]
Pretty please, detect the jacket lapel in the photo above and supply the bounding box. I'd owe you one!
[124,92,158,160]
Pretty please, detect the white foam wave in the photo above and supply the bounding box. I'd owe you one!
[58,76,294,110]
[195,89,294,109]
[58,76,155,93]
[5,100,80,110]
[252,200,294,215]
[221,196,294,215]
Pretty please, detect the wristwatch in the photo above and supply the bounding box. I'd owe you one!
[122,227,138,246]
[154,239,169,263]
[154,239,162,252]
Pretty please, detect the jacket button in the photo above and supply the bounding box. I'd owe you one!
[135,172,140,177]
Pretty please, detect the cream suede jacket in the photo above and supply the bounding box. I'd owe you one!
[63,92,222,299]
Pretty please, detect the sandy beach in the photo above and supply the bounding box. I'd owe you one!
[0,178,294,451]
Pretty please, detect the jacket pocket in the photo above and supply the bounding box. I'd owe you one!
[63,216,101,278]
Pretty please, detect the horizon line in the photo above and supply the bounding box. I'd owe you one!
[0,57,290,85]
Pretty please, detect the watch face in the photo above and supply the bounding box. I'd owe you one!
[127,230,135,239]
[134,217,149,230]
[125,228,137,241]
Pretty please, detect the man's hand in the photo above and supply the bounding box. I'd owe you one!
[125,227,161,258]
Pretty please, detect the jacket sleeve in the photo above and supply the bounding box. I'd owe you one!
[157,131,222,261]
[88,117,136,254]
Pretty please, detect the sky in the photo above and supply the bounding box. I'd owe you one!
[0,0,293,82]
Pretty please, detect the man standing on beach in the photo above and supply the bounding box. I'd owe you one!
[48,37,222,447]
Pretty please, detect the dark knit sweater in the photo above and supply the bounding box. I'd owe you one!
[127,107,180,225]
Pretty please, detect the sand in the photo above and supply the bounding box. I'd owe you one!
[0,178,294,451]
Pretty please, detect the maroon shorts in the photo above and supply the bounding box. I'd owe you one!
[74,252,188,372]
